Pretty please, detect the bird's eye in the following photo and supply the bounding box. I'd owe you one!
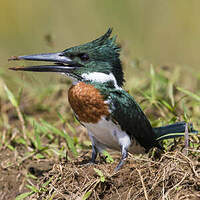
[78,53,89,61]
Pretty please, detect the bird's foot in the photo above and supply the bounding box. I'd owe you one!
[114,146,128,172]
[114,159,125,172]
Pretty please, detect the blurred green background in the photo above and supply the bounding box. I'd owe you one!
[1,1,200,67]
[0,0,200,102]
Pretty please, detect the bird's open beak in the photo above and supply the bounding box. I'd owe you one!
[8,52,77,73]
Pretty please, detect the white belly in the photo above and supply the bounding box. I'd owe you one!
[84,118,145,154]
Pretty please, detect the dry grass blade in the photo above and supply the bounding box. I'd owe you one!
[136,168,149,200]
[163,172,188,199]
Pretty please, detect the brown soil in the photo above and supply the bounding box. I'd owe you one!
[0,147,200,200]
[32,152,200,200]
[0,148,54,200]
[1,124,199,200]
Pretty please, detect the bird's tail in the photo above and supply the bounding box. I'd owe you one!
[153,121,198,141]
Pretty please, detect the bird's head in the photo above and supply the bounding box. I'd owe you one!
[9,28,124,87]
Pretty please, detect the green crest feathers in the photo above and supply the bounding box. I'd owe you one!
[77,28,121,53]
[93,28,121,52]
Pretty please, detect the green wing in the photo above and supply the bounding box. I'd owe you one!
[108,89,161,150]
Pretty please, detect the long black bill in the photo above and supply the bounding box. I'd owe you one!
[8,52,76,73]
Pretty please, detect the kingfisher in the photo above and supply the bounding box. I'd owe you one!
[9,28,198,171]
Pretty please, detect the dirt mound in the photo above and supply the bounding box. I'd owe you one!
[30,151,200,200]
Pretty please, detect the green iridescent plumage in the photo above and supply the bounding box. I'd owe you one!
[92,82,159,150]
[90,81,197,152]
[62,28,124,86]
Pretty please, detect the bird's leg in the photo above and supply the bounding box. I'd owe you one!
[90,144,98,163]
[88,132,107,164]
[88,132,101,164]
[115,146,128,171]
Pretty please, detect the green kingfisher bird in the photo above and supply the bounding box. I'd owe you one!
[9,28,198,171]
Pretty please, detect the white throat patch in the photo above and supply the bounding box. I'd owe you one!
[82,72,122,89]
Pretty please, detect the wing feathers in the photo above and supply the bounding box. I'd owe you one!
[108,90,161,150]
